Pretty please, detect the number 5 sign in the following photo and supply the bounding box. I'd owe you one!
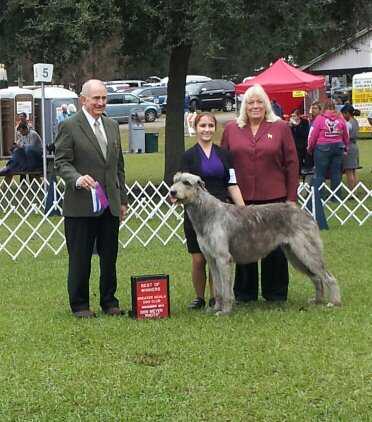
[33,63,54,83]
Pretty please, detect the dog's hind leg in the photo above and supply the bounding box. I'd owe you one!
[283,235,341,306]
[281,240,326,304]
[322,271,341,307]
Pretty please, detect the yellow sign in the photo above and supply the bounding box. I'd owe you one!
[352,72,372,134]
[292,90,306,98]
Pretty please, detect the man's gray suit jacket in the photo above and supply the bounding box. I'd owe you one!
[54,110,127,217]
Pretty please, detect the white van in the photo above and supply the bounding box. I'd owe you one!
[105,80,148,91]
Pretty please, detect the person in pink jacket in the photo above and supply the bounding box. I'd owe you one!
[307,101,349,200]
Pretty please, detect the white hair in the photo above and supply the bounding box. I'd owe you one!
[237,84,281,128]
[67,103,77,113]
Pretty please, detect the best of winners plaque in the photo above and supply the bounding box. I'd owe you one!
[129,274,170,319]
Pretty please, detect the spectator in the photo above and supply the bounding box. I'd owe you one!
[334,96,343,112]
[67,103,77,117]
[180,112,244,309]
[309,101,322,126]
[288,109,310,174]
[271,99,283,118]
[307,101,349,201]
[0,123,43,175]
[341,104,360,192]
[221,84,299,303]
[56,104,69,125]
[16,112,32,141]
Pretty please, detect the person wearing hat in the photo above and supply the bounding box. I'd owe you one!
[341,104,360,192]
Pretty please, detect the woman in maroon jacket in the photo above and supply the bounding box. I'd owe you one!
[221,84,299,303]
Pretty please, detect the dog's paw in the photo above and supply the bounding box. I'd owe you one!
[308,297,325,305]
[205,306,217,314]
[215,309,232,316]
[326,301,342,308]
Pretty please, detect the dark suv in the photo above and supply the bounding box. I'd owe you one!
[186,79,235,112]
[131,86,167,109]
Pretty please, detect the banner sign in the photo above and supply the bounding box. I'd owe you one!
[292,90,306,98]
[130,274,170,319]
[352,72,372,134]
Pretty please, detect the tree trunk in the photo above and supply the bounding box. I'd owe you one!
[164,43,192,185]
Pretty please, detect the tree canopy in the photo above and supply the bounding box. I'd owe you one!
[1,0,371,181]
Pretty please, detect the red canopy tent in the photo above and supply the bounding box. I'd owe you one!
[235,58,325,115]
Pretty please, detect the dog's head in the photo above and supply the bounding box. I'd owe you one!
[169,172,206,205]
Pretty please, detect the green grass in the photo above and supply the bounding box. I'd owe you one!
[0,219,371,421]
[1,117,371,420]
[120,122,196,185]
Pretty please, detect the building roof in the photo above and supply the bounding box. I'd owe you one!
[32,87,78,99]
[0,87,34,98]
[302,27,372,72]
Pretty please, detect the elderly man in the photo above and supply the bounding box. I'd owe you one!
[54,79,128,318]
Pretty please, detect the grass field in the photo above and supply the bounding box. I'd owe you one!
[0,218,371,421]
[1,117,371,420]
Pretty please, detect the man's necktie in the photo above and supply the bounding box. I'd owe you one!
[93,120,107,159]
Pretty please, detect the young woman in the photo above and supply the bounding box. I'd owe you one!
[180,112,244,309]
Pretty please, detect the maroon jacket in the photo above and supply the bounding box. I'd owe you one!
[221,119,299,202]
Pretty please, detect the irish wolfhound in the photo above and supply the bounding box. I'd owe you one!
[170,172,341,315]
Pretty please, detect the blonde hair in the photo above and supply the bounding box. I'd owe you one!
[237,84,281,128]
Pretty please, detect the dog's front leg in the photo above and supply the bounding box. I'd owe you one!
[215,255,234,316]
[207,257,223,313]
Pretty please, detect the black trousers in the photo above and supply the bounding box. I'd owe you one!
[234,198,289,302]
[64,209,120,312]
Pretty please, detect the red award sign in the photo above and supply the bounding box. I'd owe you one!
[130,274,170,319]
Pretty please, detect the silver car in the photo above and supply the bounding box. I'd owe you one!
[105,93,161,123]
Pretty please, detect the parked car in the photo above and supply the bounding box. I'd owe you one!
[186,79,235,112]
[106,83,130,93]
[105,80,149,88]
[145,76,162,85]
[158,93,190,114]
[131,86,167,109]
[160,75,211,86]
[105,93,161,123]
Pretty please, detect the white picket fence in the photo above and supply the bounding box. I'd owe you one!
[0,177,371,260]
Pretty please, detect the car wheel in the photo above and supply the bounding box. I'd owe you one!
[189,100,198,112]
[145,109,157,122]
[223,98,234,112]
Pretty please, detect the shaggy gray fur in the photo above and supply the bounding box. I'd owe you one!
[170,172,341,315]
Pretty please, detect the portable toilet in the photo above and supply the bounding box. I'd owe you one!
[33,87,79,145]
[0,87,34,156]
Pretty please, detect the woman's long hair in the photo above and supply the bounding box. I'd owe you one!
[237,84,281,128]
